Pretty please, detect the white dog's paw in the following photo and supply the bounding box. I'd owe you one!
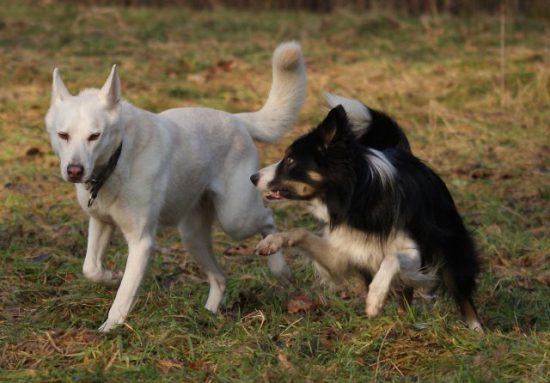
[83,268,123,288]
[98,317,124,333]
[204,301,219,313]
[268,256,292,285]
[101,270,123,287]
[255,234,285,256]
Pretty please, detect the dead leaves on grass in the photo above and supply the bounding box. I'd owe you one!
[277,351,294,370]
[286,293,318,314]
[187,59,236,84]
[223,243,253,257]
[535,271,550,287]
[1,329,101,369]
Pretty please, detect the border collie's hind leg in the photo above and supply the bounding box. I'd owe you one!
[442,268,483,333]
[178,201,226,313]
[397,287,414,314]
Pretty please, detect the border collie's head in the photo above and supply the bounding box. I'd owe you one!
[251,105,358,204]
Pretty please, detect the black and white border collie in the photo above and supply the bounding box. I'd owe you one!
[251,95,483,332]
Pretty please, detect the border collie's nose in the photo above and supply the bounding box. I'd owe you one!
[67,163,84,181]
[250,173,260,186]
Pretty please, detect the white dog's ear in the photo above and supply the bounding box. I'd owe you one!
[99,65,121,109]
[51,68,71,104]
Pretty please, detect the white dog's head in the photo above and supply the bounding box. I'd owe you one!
[45,65,124,183]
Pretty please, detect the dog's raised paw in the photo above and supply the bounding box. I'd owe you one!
[255,234,285,256]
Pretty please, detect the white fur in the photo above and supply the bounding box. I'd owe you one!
[45,42,306,332]
[237,42,306,143]
[317,225,436,315]
[366,149,397,190]
[307,198,330,223]
[255,161,280,192]
[323,92,371,135]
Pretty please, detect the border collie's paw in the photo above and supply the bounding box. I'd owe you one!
[365,296,385,318]
[255,234,286,256]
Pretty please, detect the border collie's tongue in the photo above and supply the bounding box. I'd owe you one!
[266,190,282,200]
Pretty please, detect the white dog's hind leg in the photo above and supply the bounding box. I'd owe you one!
[99,233,155,332]
[178,204,226,313]
[82,217,121,287]
[213,159,292,285]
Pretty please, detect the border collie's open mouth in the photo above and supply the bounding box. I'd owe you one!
[265,187,294,200]
[265,190,283,200]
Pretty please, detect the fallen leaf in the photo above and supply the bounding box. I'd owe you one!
[223,244,251,256]
[188,359,207,370]
[63,272,76,283]
[277,352,293,369]
[535,271,550,287]
[287,293,316,314]
[157,358,183,372]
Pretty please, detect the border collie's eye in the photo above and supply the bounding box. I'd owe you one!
[88,133,101,142]
[284,157,295,166]
[58,132,69,141]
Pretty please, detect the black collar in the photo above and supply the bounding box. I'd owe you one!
[85,141,123,207]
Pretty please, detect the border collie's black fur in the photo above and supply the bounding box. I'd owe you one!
[253,103,483,331]
[357,107,411,152]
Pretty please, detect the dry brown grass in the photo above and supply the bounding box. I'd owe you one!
[0,2,549,381]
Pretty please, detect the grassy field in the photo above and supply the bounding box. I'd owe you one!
[1,1,549,381]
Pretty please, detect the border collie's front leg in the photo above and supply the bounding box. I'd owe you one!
[365,255,400,318]
[255,229,347,275]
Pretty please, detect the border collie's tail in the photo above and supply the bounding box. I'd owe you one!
[324,93,372,134]
[323,93,411,152]
[236,42,306,143]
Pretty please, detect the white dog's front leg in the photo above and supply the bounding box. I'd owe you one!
[365,255,400,318]
[98,235,154,332]
[82,217,121,287]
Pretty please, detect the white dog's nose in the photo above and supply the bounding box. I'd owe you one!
[67,163,84,181]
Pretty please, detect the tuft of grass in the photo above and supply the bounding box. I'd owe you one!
[1,2,549,381]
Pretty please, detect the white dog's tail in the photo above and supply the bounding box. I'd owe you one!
[236,42,306,143]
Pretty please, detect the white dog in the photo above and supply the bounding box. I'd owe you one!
[45,42,306,332]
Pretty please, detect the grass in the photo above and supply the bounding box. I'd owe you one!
[1,1,549,381]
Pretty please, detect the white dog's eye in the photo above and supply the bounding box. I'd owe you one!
[88,133,101,142]
[58,132,69,141]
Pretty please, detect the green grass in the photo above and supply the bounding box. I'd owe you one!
[1,1,549,381]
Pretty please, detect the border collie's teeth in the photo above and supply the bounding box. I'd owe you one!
[266,191,282,200]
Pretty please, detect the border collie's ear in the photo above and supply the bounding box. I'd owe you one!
[319,105,349,147]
